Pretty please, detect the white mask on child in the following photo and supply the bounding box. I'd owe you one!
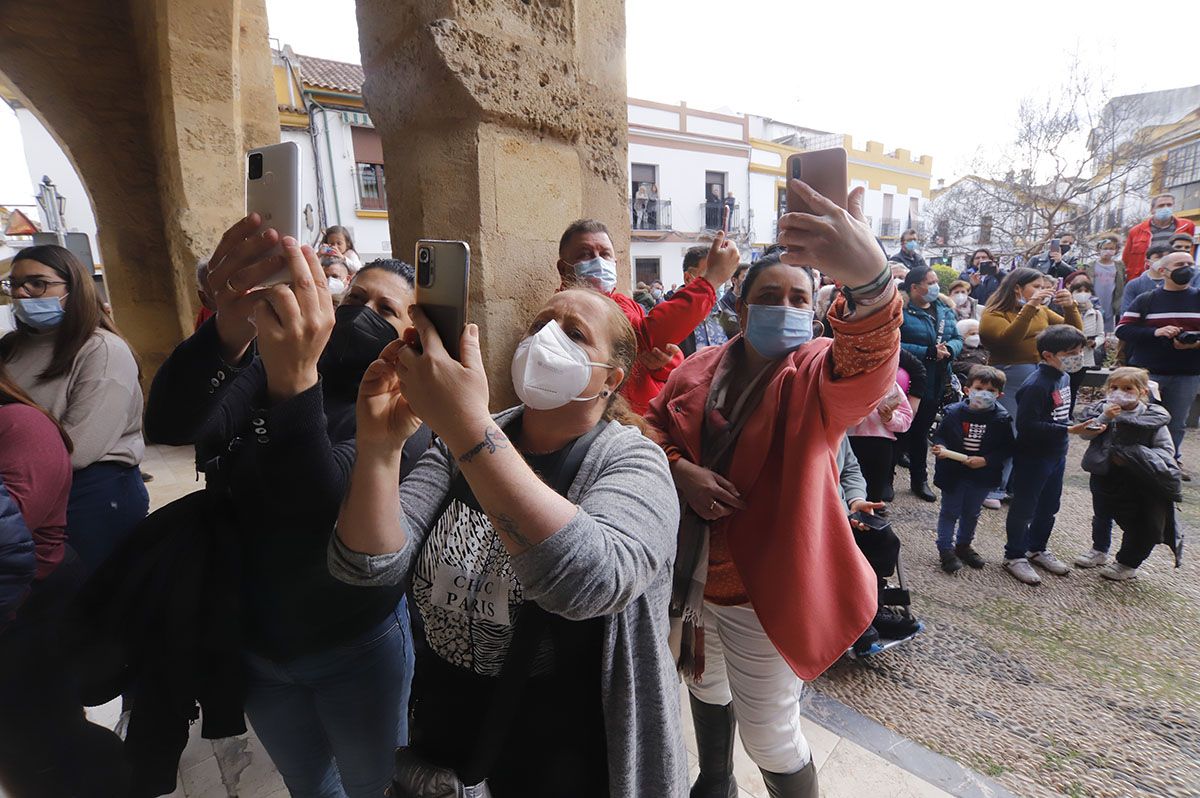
[1107,389,1139,409]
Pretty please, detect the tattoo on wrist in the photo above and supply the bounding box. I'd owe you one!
[458,426,510,464]
[495,512,533,549]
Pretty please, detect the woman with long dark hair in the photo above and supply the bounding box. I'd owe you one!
[1,245,147,570]
[979,267,1081,506]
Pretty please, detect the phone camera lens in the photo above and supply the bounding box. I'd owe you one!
[248,152,263,180]
[417,247,434,287]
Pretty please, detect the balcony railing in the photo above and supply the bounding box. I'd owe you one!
[631,198,672,231]
[355,163,387,211]
[701,201,741,232]
[879,218,902,239]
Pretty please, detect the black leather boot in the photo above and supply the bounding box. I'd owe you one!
[761,759,819,798]
[689,694,739,798]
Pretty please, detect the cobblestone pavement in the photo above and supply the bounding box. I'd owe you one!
[815,433,1200,798]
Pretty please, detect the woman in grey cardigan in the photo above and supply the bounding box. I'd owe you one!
[329,288,687,797]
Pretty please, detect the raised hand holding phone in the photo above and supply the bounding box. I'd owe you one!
[777,179,887,290]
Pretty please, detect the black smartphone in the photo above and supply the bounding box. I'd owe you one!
[850,511,890,531]
[1177,330,1200,345]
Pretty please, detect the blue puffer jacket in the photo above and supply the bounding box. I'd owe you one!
[0,476,36,627]
[900,298,963,399]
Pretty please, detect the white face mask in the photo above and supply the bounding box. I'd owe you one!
[573,257,618,294]
[327,277,347,296]
[511,319,613,410]
[964,334,981,348]
[952,292,969,306]
[1107,389,1140,409]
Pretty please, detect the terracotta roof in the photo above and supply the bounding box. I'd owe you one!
[296,53,363,95]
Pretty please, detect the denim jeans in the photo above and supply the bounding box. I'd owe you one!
[989,363,1037,500]
[936,480,992,551]
[66,462,150,571]
[1004,455,1066,561]
[243,598,415,798]
[1149,373,1200,462]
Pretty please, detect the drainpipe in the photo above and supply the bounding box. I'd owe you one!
[311,97,343,227]
[279,49,330,237]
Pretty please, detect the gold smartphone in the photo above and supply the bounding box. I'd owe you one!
[414,240,470,361]
[785,148,848,215]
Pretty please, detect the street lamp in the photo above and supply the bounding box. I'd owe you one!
[34,175,66,245]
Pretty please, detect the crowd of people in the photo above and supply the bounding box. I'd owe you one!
[0,183,1192,798]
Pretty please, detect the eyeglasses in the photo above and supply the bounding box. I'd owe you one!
[1,277,69,298]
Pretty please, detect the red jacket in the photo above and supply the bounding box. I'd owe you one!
[1122,216,1196,280]
[648,294,902,679]
[0,404,72,580]
[611,279,716,414]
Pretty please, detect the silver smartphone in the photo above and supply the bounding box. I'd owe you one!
[415,240,471,361]
[245,141,302,286]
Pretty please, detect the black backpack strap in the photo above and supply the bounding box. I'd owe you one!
[458,419,606,784]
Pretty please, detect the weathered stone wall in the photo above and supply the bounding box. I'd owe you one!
[0,0,278,383]
[357,0,630,406]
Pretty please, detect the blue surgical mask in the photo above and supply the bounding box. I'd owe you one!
[905,240,918,253]
[573,256,618,294]
[968,389,997,411]
[14,296,67,330]
[744,304,814,359]
[1154,207,1174,223]
[924,283,940,301]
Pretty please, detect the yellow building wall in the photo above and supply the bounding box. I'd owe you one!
[751,136,933,197]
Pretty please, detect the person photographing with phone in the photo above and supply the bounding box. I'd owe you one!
[647,176,901,798]
[145,216,430,798]
[328,290,687,797]
[1115,250,1200,476]
[554,220,742,414]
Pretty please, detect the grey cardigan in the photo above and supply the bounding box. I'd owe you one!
[329,407,688,797]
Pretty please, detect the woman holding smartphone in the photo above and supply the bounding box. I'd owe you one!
[648,181,901,798]
[328,289,686,797]
[979,268,1082,506]
[145,217,430,798]
[0,245,148,571]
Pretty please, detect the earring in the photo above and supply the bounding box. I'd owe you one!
[600,389,611,398]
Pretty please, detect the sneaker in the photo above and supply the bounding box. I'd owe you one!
[955,544,986,569]
[1004,558,1042,585]
[939,548,963,573]
[852,624,882,656]
[1028,550,1071,576]
[1073,549,1109,569]
[873,607,921,639]
[982,498,1002,510]
[1182,470,1192,483]
[1099,562,1139,581]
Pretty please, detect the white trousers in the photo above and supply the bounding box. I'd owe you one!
[686,602,811,774]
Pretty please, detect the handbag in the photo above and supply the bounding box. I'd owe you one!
[389,421,604,797]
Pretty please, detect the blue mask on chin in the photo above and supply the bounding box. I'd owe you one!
[744,304,814,359]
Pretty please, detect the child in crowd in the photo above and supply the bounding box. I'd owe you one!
[1071,368,1182,580]
[1068,277,1107,367]
[952,318,989,386]
[848,370,915,514]
[931,366,1014,573]
[319,225,363,272]
[948,280,979,321]
[1003,324,1088,585]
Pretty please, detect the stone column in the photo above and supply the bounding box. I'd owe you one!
[357,0,630,407]
[0,0,278,384]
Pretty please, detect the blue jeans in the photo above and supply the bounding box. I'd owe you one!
[244,599,415,798]
[936,480,992,551]
[66,462,150,571]
[989,363,1037,500]
[1004,455,1066,560]
[1149,373,1200,462]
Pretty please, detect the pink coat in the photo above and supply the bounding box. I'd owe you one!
[648,295,902,679]
[848,383,914,440]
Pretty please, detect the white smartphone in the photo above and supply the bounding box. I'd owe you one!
[245,141,302,286]
[415,240,471,361]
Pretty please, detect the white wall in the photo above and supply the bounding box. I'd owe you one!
[628,105,680,131]
[628,141,749,233]
[748,172,779,245]
[686,114,743,140]
[15,108,100,261]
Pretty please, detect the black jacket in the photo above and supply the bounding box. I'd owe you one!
[1014,363,1071,458]
[932,402,1014,489]
[144,318,431,661]
[888,249,928,271]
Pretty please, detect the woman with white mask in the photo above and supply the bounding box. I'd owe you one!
[329,289,687,797]
[648,178,903,798]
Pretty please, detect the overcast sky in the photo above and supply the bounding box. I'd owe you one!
[1,0,1195,211]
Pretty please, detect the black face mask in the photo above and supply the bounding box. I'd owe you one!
[980,261,997,275]
[1170,266,1196,286]
[1060,243,1071,255]
[317,304,398,395]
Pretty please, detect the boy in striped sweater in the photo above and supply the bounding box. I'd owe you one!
[1115,250,1200,471]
